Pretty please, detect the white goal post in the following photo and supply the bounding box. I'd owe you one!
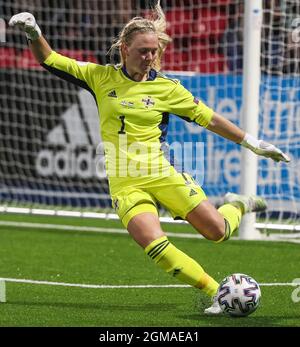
[240,0,262,239]
[0,0,300,240]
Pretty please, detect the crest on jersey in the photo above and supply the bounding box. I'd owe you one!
[142,96,155,108]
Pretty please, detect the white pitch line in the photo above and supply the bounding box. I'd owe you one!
[0,277,298,289]
[2,220,300,243]
[0,221,128,235]
[259,282,300,286]
[0,278,190,289]
[0,220,206,239]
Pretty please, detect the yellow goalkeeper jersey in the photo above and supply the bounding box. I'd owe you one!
[42,51,214,194]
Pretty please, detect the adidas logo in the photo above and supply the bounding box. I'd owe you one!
[108,90,117,98]
[189,189,198,197]
[36,89,103,179]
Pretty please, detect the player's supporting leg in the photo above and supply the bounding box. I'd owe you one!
[126,211,219,298]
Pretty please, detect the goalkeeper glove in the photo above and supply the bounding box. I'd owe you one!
[9,12,41,41]
[241,133,290,163]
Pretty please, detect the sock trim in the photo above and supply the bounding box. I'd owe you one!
[223,218,231,241]
[144,236,167,253]
[147,240,170,260]
[215,218,231,243]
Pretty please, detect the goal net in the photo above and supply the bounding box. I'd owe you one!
[0,1,299,238]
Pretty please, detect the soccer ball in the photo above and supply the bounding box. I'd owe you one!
[217,273,261,317]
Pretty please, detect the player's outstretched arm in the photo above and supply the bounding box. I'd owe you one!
[9,12,52,63]
[207,112,290,163]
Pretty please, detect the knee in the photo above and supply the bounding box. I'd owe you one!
[207,224,225,242]
[198,219,225,242]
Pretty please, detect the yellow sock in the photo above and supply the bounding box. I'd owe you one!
[216,203,242,242]
[145,236,219,297]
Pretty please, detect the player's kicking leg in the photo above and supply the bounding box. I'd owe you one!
[203,193,267,315]
[187,192,267,315]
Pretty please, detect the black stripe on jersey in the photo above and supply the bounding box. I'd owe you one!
[181,173,190,183]
[159,113,183,171]
[177,115,195,123]
[158,112,169,143]
[148,240,170,260]
[41,63,97,103]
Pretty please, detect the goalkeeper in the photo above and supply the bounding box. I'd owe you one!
[9,3,290,315]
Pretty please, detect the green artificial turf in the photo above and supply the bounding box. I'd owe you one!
[0,213,299,327]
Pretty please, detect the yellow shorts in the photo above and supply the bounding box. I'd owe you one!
[111,172,207,228]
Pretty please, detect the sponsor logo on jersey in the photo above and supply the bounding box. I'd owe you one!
[120,100,135,108]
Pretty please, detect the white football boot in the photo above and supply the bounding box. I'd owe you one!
[204,296,223,315]
[224,192,267,214]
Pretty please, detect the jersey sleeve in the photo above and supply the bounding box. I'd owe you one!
[42,51,106,94]
[167,81,214,128]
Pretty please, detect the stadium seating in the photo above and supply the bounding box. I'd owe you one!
[16,48,43,69]
[162,42,227,73]
[0,48,98,70]
[58,49,98,63]
[196,0,231,4]
[162,4,229,72]
[191,8,228,40]
[165,8,194,37]
[188,46,227,73]
[0,47,17,68]
[165,7,228,39]
[162,42,189,71]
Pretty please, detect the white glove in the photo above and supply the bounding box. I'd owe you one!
[9,12,41,41]
[241,133,290,163]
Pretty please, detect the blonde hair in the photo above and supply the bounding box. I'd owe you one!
[109,1,171,71]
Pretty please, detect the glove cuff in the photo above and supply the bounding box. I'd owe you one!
[25,23,41,41]
[240,133,260,150]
